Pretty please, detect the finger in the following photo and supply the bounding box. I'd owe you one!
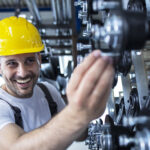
[76,56,111,102]
[67,50,101,91]
[90,63,114,109]
[88,84,111,119]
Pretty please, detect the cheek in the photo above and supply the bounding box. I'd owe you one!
[32,64,40,75]
[1,66,15,80]
[2,70,13,80]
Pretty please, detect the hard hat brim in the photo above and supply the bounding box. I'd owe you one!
[0,44,44,56]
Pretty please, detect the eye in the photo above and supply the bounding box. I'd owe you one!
[25,57,35,65]
[7,61,18,68]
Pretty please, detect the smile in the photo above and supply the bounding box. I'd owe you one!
[16,78,31,84]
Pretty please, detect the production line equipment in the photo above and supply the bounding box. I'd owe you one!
[74,0,150,150]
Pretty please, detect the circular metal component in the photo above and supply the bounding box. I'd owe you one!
[127,88,140,116]
[102,134,113,150]
[91,13,124,53]
[92,0,120,11]
[127,0,146,12]
[117,51,132,76]
[103,14,123,51]
[119,129,150,149]
[119,135,135,147]
[135,129,150,150]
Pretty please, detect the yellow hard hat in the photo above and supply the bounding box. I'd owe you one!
[0,16,44,56]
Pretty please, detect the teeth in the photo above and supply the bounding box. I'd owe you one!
[16,78,31,84]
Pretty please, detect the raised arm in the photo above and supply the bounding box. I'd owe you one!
[0,50,114,150]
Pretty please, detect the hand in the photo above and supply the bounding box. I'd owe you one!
[66,50,115,123]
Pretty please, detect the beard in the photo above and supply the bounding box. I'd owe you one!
[2,72,39,98]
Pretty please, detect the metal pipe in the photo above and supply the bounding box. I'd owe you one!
[66,0,72,20]
[14,0,21,17]
[62,0,67,22]
[51,0,72,24]
[51,0,58,24]
[25,0,41,24]
[56,0,64,24]
[71,0,77,67]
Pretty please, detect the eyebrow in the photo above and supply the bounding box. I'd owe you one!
[5,59,16,64]
[3,55,37,63]
[26,56,35,59]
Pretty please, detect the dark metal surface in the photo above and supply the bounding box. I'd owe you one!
[41,35,72,40]
[71,0,77,67]
[25,0,41,24]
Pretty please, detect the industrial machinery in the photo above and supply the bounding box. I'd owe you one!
[74,0,150,149]
[1,0,150,149]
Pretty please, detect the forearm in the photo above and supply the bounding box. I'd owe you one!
[11,106,88,150]
[76,128,88,141]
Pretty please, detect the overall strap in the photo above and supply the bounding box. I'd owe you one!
[37,83,57,117]
[0,99,23,128]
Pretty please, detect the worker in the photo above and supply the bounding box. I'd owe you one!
[0,16,114,150]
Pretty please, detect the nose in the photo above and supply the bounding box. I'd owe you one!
[17,63,28,78]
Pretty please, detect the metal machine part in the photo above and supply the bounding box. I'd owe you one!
[80,0,150,150]
[145,0,150,20]
[92,0,121,11]
[77,43,92,51]
[127,0,146,12]
[119,120,150,150]
[135,129,150,150]
[25,0,42,24]
[51,0,72,24]
[14,0,21,17]
[36,1,150,149]
[116,51,132,76]
[74,0,88,24]
[91,10,150,55]
[127,88,140,116]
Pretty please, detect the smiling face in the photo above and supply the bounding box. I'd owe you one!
[0,53,41,98]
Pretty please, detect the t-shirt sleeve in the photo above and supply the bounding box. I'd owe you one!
[44,82,66,112]
[0,101,15,130]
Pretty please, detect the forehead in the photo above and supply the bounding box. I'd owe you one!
[0,53,36,62]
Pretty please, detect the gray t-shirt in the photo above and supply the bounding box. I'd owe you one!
[0,81,66,132]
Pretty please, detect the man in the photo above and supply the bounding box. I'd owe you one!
[0,16,114,150]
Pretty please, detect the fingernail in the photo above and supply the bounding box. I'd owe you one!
[93,50,101,58]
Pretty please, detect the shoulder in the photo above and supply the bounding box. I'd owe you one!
[0,100,13,113]
[39,81,60,97]
[38,81,66,111]
[0,100,15,130]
